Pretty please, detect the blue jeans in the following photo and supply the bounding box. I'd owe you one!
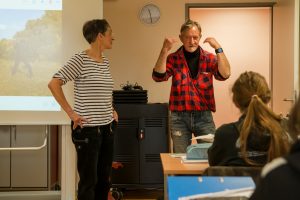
[170,111,216,153]
[71,121,116,200]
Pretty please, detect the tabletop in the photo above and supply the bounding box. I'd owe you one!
[160,153,209,175]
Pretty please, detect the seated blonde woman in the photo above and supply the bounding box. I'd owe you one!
[250,97,300,200]
[208,71,292,166]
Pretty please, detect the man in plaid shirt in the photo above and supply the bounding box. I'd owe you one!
[152,19,231,153]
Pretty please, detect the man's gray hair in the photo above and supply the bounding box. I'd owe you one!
[180,19,202,34]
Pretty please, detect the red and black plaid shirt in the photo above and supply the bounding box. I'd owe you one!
[152,46,227,112]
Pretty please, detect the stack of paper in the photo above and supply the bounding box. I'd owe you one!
[170,153,186,158]
[181,155,208,163]
[192,134,214,143]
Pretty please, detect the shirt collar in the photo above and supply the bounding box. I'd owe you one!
[177,45,206,60]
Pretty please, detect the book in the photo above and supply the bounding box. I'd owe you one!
[181,155,208,163]
[168,176,255,200]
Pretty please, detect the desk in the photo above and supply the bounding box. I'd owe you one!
[160,153,209,200]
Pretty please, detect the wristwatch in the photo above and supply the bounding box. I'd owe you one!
[215,48,223,54]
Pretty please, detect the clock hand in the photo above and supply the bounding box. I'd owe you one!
[147,8,153,23]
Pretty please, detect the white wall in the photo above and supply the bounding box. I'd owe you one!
[61,1,103,199]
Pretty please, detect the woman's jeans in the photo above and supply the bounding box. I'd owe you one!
[71,121,116,200]
[170,111,215,153]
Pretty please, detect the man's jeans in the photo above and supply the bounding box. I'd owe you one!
[170,111,216,153]
[71,121,116,200]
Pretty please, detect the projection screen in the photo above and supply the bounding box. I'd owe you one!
[0,0,73,124]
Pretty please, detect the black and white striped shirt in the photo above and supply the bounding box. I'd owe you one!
[53,51,114,127]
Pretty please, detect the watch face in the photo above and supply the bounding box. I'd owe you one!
[139,4,160,24]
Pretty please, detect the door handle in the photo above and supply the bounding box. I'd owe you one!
[0,127,48,151]
[283,90,298,102]
[0,135,47,151]
[283,98,294,101]
[138,128,145,141]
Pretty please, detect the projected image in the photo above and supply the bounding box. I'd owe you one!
[0,0,62,111]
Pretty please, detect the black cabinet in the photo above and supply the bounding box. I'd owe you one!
[111,103,169,188]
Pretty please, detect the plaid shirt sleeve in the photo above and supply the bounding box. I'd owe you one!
[208,53,228,81]
[152,54,174,82]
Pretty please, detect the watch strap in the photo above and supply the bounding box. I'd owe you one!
[215,48,223,54]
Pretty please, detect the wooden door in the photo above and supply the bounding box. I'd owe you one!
[189,6,272,127]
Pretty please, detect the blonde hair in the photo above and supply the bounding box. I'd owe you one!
[232,71,290,165]
[180,19,202,34]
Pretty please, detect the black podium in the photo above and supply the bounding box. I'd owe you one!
[111,103,169,190]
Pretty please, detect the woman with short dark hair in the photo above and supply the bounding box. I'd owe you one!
[48,19,117,200]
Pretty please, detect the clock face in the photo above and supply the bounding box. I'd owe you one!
[139,4,160,24]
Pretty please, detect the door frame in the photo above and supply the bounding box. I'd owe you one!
[185,2,276,106]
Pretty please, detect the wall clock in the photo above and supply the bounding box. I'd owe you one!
[139,4,161,25]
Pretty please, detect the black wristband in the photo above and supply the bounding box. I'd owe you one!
[215,48,223,54]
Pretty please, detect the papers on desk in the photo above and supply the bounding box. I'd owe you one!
[179,187,254,200]
[191,134,214,143]
[170,153,186,158]
[181,155,208,163]
[169,153,208,163]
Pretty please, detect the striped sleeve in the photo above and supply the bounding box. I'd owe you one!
[53,53,83,84]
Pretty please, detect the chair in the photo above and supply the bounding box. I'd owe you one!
[203,166,262,185]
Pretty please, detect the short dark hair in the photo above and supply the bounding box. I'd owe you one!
[82,19,110,44]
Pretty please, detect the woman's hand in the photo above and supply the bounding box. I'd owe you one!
[70,111,88,129]
[113,110,118,122]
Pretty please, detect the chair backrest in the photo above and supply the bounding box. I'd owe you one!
[203,166,262,185]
